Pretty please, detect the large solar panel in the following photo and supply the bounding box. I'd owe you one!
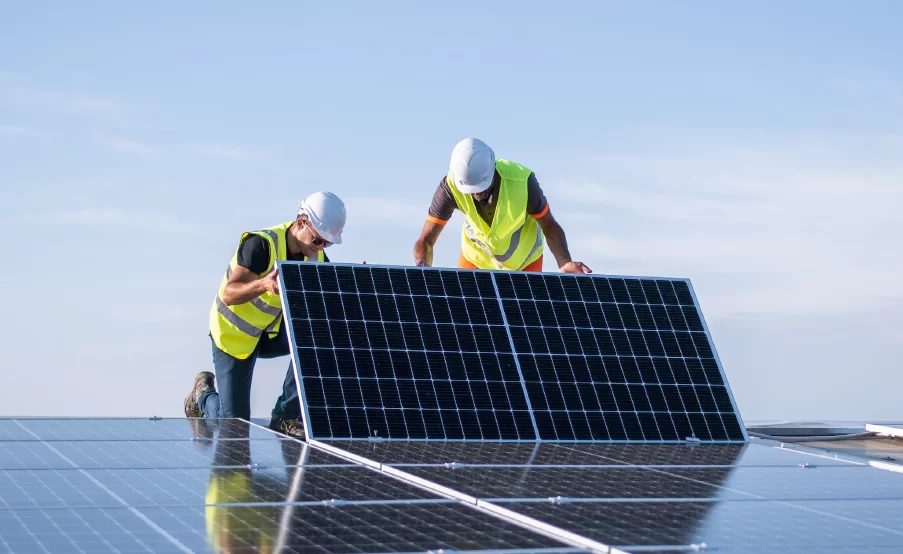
[278,262,745,442]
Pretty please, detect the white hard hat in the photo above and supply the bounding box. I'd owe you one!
[449,138,496,194]
[298,191,346,245]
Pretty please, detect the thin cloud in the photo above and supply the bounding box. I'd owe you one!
[0,79,140,126]
[24,209,200,234]
[0,124,58,139]
[182,143,272,162]
[343,196,428,227]
[97,137,159,155]
[549,134,903,317]
[831,74,903,107]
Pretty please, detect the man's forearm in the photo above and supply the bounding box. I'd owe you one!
[543,222,573,268]
[222,280,269,306]
[414,240,434,267]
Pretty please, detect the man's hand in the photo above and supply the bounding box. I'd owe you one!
[262,267,280,295]
[560,261,592,274]
[414,220,443,268]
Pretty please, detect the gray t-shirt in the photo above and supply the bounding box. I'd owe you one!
[427,171,549,226]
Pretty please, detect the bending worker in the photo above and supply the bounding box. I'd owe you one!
[414,138,591,274]
[184,192,346,439]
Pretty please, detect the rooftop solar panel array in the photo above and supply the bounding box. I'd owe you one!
[319,439,903,553]
[278,263,745,442]
[4,418,903,553]
[0,418,582,554]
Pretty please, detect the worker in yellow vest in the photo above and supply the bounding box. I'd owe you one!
[414,138,591,274]
[184,192,346,439]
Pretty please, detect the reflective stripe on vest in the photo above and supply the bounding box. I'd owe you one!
[209,221,325,359]
[449,159,544,270]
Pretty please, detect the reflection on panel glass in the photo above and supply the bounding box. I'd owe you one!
[0,469,119,509]
[46,437,349,469]
[500,499,903,550]
[0,441,69,470]
[12,418,281,441]
[321,440,752,466]
[142,503,568,554]
[404,466,738,500]
[0,507,197,552]
[679,465,903,501]
[89,464,435,506]
[0,419,41,441]
[100,422,429,505]
[324,441,862,469]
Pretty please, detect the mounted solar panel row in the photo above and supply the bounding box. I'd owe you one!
[279,263,745,443]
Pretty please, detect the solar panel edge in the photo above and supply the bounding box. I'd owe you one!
[680,279,748,442]
[278,259,699,283]
[278,265,319,441]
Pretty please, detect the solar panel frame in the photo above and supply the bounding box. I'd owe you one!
[278,261,747,443]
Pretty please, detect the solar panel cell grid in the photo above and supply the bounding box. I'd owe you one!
[495,273,736,442]
[284,264,537,441]
[281,263,744,443]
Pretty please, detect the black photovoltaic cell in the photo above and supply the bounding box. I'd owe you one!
[283,264,536,440]
[494,272,742,442]
[281,263,744,442]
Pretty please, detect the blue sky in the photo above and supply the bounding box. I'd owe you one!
[1,2,901,423]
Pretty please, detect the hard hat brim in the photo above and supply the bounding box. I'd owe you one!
[455,178,493,194]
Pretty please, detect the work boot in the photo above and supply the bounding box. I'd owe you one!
[184,372,215,418]
[268,416,306,440]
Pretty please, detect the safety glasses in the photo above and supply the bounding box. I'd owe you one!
[308,226,333,248]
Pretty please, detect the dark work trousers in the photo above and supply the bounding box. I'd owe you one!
[198,324,300,421]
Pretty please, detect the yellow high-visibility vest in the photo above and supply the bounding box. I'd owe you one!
[208,221,325,359]
[205,471,275,552]
[448,159,543,270]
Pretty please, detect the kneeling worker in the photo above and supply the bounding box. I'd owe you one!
[414,138,591,274]
[184,192,346,439]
